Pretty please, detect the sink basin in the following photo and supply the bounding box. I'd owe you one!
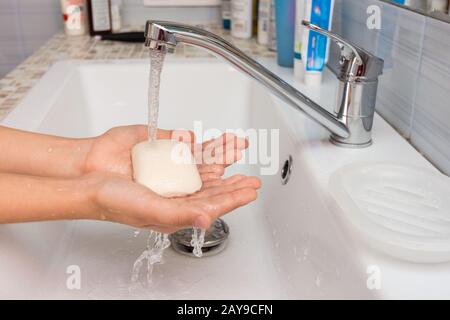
[1,57,448,299]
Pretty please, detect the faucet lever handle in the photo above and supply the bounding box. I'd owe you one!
[302,20,363,65]
[301,20,384,82]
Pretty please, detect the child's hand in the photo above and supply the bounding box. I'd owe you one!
[83,125,248,181]
[79,125,258,232]
[0,125,259,229]
[84,171,260,233]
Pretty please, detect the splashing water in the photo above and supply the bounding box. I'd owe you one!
[131,231,171,283]
[131,49,170,284]
[131,49,207,283]
[148,48,207,259]
[191,228,206,258]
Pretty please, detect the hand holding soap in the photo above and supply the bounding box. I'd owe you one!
[131,140,202,198]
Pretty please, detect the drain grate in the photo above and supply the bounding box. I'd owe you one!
[170,219,230,258]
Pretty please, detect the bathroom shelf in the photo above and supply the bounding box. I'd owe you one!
[143,0,221,6]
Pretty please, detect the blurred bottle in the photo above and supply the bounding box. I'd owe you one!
[427,0,448,13]
[87,0,112,36]
[231,0,256,39]
[274,0,296,67]
[257,0,271,45]
[222,0,231,30]
[111,0,122,32]
[268,0,277,51]
[60,0,88,36]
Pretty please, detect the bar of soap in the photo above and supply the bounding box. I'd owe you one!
[131,140,202,198]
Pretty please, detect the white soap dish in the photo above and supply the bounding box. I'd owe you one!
[329,162,450,263]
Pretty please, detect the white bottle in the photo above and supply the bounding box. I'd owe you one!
[222,0,232,29]
[60,0,87,36]
[293,0,306,80]
[257,0,271,45]
[268,0,277,51]
[427,0,448,13]
[231,0,254,39]
[110,0,122,32]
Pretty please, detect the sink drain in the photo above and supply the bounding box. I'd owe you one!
[170,219,230,258]
[281,155,293,185]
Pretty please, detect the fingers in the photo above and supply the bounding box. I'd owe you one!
[94,160,260,235]
[130,125,148,141]
[153,175,260,231]
[202,133,248,151]
[194,176,261,199]
[168,130,195,144]
[200,133,248,166]
[175,176,260,229]
[201,174,246,189]
[156,129,172,140]
[198,164,225,183]
[198,164,225,175]
[200,173,222,183]
[156,129,195,144]
[194,188,259,228]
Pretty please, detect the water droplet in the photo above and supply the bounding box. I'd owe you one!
[303,247,309,256]
[315,274,322,287]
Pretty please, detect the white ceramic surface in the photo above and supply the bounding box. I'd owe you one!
[1,57,448,299]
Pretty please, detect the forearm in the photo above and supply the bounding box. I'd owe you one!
[0,126,92,177]
[0,173,95,223]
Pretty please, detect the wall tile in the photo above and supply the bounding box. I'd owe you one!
[410,17,450,175]
[332,0,426,137]
[0,0,62,78]
[0,0,219,78]
[334,0,450,175]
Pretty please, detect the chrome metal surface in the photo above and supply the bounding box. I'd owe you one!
[170,219,230,258]
[144,20,384,148]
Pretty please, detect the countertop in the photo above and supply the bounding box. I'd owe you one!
[0,26,275,121]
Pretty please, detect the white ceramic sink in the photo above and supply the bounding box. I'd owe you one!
[1,57,449,299]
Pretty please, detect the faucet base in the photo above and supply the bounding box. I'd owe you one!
[330,136,373,149]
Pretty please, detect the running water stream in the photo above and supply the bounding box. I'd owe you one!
[131,49,206,284]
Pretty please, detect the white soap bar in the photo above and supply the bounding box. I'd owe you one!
[131,140,202,198]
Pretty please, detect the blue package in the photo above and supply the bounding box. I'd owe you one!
[306,0,332,72]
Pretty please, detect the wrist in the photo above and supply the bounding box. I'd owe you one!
[74,138,95,176]
[69,173,104,220]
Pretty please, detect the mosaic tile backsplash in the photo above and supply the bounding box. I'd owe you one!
[333,0,450,175]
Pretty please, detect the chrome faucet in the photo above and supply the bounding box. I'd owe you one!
[144,20,384,148]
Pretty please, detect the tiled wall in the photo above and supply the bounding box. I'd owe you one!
[0,0,62,78]
[0,0,220,78]
[332,0,450,175]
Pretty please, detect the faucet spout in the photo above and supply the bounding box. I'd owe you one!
[144,21,384,148]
